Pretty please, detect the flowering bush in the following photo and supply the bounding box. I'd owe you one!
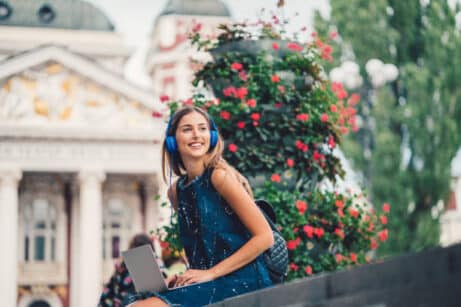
[156,16,389,280]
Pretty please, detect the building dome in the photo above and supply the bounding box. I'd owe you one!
[160,0,230,17]
[0,0,114,31]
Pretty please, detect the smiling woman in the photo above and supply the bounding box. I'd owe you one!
[123,106,274,306]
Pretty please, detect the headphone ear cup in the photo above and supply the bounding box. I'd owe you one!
[210,131,218,149]
[165,136,178,153]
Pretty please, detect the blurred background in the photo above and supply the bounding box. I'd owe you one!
[0,0,459,306]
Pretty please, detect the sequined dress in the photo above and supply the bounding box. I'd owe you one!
[125,168,272,306]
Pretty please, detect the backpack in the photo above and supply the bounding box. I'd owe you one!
[255,199,289,284]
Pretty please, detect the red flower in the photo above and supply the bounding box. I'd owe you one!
[238,70,248,81]
[231,62,243,71]
[192,22,202,33]
[382,203,390,213]
[380,215,388,225]
[286,237,301,250]
[378,229,388,242]
[370,238,378,250]
[329,31,338,40]
[271,74,280,83]
[328,135,336,149]
[335,200,344,209]
[313,150,322,161]
[271,173,281,183]
[368,221,375,231]
[337,208,345,217]
[159,95,170,103]
[287,42,303,52]
[278,85,285,93]
[159,241,169,248]
[348,93,361,105]
[219,111,230,120]
[228,143,238,153]
[250,113,260,121]
[303,225,314,238]
[236,121,246,129]
[334,228,345,239]
[349,208,359,218]
[236,87,248,99]
[272,42,280,50]
[223,86,236,97]
[335,253,343,263]
[296,113,309,121]
[183,98,193,106]
[305,265,313,275]
[274,102,282,108]
[296,200,308,215]
[350,252,357,262]
[290,262,299,271]
[246,98,257,108]
[286,158,294,168]
[321,44,333,61]
[330,104,338,112]
[321,113,329,122]
[151,111,162,118]
[314,227,325,238]
[295,140,309,152]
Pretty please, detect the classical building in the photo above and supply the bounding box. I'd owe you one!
[0,0,232,306]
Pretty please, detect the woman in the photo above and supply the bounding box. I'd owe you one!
[127,106,274,307]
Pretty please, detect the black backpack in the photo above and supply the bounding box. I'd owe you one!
[255,200,289,284]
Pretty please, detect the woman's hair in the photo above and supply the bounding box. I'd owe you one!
[128,233,153,249]
[161,106,253,198]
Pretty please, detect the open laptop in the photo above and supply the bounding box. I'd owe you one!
[122,244,171,292]
[122,244,206,293]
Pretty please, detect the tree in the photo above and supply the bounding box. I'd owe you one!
[315,0,461,255]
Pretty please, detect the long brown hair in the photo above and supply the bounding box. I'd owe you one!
[161,106,253,198]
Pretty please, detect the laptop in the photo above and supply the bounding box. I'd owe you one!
[122,244,205,293]
[122,244,171,293]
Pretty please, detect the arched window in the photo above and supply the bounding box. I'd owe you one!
[28,300,51,307]
[37,4,55,23]
[23,199,57,262]
[0,1,12,20]
[102,198,132,259]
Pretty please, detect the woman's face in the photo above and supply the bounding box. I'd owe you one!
[175,111,211,159]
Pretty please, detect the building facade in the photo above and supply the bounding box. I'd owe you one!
[0,0,231,306]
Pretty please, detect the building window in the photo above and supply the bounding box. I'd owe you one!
[0,1,12,20]
[103,198,132,260]
[23,199,57,262]
[29,300,51,307]
[37,4,55,23]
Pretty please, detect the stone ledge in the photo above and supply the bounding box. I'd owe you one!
[209,242,461,307]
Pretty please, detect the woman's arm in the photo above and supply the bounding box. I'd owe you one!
[175,168,274,285]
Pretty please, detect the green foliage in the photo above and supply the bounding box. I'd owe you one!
[315,0,461,256]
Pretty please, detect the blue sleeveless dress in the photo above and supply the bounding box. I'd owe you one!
[125,168,272,306]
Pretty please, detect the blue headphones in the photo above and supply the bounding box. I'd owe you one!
[165,113,219,153]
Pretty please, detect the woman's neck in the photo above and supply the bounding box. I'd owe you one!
[182,158,206,181]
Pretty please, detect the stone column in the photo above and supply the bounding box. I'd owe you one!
[77,169,105,307]
[0,167,22,307]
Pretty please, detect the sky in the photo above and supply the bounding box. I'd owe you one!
[86,0,329,87]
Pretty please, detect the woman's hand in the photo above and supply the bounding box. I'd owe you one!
[164,274,178,288]
[174,269,215,287]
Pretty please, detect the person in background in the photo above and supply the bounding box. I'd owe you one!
[98,233,163,307]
